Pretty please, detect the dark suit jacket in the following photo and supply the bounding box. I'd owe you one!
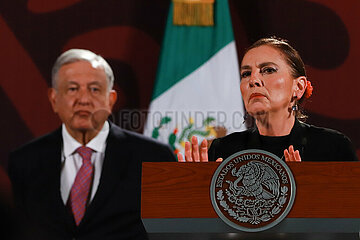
[209,119,358,162]
[8,122,176,240]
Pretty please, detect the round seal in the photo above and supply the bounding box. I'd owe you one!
[210,149,296,232]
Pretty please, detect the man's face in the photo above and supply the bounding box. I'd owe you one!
[49,60,117,134]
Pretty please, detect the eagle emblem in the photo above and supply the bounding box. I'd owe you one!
[229,161,280,201]
[210,150,296,232]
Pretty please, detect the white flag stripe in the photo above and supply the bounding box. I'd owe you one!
[144,41,246,140]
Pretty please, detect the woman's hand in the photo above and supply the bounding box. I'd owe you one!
[284,145,301,162]
[177,136,222,162]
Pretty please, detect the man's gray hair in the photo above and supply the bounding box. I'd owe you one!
[51,49,114,90]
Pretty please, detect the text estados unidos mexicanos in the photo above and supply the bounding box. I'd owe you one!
[215,154,289,188]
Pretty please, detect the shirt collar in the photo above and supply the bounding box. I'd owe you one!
[62,121,110,159]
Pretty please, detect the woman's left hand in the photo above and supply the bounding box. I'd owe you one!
[284,145,301,162]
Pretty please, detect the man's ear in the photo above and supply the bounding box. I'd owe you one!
[108,90,117,111]
[48,88,58,113]
[293,76,307,99]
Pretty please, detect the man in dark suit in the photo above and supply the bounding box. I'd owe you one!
[8,49,176,240]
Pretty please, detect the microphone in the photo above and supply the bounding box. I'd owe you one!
[301,137,307,157]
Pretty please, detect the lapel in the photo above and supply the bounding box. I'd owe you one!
[288,119,308,158]
[80,122,131,226]
[37,127,76,232]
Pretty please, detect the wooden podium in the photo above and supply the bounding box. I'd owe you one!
[142,162,360,239]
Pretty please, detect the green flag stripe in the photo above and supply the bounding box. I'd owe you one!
[152,0,235,100]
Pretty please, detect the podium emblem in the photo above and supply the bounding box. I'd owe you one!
[210,149,296,232]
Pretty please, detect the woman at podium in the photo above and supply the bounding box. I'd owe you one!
[178,37,358,162]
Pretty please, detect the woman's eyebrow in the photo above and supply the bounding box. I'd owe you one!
[257,62,279,68]
[240,65,251,71]
[241,62,280,71]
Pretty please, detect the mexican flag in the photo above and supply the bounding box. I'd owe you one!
[144,0,246,155]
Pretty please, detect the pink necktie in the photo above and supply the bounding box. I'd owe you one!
[69,146,93,226]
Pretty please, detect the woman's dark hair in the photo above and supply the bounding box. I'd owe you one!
[244,37,308,120]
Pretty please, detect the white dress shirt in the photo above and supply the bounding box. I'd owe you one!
[60,121,109,204]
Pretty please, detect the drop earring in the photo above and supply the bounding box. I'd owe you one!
[292,105,298,111]
[292,93,298,111]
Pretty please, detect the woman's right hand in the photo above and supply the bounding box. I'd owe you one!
[177,136,222,162]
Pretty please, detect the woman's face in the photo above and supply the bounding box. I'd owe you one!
[240,45,296,117]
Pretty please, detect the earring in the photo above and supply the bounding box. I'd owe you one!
[292,105,298,111]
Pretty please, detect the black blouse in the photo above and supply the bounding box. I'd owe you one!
[208,119,358,162]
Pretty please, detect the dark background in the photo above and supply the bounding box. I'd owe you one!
[0,0,359,167]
